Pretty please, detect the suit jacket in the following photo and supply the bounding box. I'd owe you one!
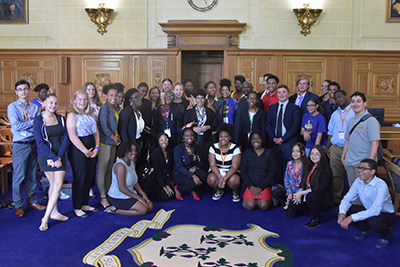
[98,101,118,145]
[320,100,338,125]
[235,109,265,150]
[118,105,138,143]
[173,142,203,178]
[140,98,152,127]
[183,106,217,143]
[266,101,301,148]
[289,91,319,115]
[153,105,179,142]
[150,146,173,188]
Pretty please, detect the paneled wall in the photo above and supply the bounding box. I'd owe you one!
[1,48,400,123]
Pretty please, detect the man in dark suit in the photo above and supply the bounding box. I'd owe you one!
[289,76,319,115]
[266,84,301,184]
[320,81,339,125]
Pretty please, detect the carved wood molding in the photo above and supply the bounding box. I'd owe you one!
[159,20,246,48]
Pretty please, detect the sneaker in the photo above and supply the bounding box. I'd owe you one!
[355,229,374,240]
[304,217,321,228]
[59,191,70,200]
[376,233,393,248]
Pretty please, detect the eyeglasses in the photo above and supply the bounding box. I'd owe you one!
[235,82,242,85]
[164,95,174,99]
[306,104,316,107]
[357,166,372,171]
[16,88,29,92]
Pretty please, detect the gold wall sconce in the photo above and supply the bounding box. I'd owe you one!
[293,3,322,36]
[85,3,114,35]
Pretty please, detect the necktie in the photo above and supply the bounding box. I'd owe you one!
[277,104,283,138]
[330,102,335,113]
[298,95,304,107]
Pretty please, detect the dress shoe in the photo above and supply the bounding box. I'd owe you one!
[27,202,46,211]
[83,208,99,213]
[15,207,25,217]
[376,233,393,248]
[355,229,374,240]
[304,217,321,228]
[74,212,89,218]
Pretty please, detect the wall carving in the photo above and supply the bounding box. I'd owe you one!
[376,76,395,94]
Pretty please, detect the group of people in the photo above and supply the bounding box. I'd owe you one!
[7,74,396,248]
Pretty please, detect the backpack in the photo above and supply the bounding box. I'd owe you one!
[349,113,384,164]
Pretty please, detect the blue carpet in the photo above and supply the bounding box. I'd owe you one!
[1,161,399,267]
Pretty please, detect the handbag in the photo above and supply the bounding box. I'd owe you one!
[137,153,155,195]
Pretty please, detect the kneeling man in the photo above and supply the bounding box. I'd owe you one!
[337,158,395,248]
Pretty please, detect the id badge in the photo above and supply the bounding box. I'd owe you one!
[223,117,229,123]
[338,131,345,140]
[219,169,227,178]
[164,128,171,137]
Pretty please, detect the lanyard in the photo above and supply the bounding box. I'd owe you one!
[339,108,352,127]
[220,143,230,166]
[306,164,316,189]
[20,103,31,121]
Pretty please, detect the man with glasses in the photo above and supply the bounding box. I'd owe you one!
[338,159,395,248]
[320,81,339,124]
[7,79,45,217]
[341,91,380,204]
[326,89,354,204]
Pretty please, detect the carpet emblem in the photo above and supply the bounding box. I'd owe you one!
[83,209,174,267]
[130,223,286,267]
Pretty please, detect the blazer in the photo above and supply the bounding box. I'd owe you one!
[140,98,152,127]
[153,105,179,140]
[173,142,203,178]
[118,105,138,143]
[235,108,266,150]
[98,101,118,145]
[320,100,338,125]
[150,146,173,188]
[183,106,217,143]
[208,97,224,124]
[266,101,301,148]
[33,113,70,161]
[289,91,319,114]
[304,164,334,207]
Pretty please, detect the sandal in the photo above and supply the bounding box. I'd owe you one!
[104,205,117,214]
[39,219,48,232]
[232,194,240,202]
[50,213,69,221]
[212,191,224,201]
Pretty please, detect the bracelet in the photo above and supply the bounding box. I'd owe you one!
[95,146,100,151]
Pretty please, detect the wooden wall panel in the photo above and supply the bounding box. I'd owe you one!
[1,49,400,123]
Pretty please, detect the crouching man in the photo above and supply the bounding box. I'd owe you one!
[337,158,395,248]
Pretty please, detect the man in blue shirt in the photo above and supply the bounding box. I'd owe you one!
[338,159,395,248]
[326,90,354,204]
[7,79,46,217]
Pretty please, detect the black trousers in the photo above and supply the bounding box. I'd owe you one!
[286,192,332,219]
[149,182,175,202]
[69,135,97,209]
[174,169,207,196]
[346,205,396,239]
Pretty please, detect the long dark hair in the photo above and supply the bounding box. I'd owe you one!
[307,97,325,116]
[292,142,308,165]
[300,145,328,191]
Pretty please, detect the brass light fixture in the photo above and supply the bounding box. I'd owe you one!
[293,3,322,36]
[85,3,114,35]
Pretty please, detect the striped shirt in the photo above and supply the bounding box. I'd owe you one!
[209,142,241,170]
